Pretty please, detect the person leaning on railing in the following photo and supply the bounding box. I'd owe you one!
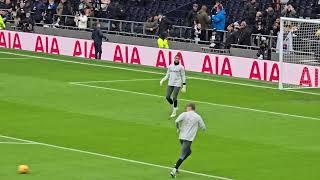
[144,15,158,35]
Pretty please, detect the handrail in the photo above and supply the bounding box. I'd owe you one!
[52,14,227,43]
[250,34,278,49]
[35,22,210,44]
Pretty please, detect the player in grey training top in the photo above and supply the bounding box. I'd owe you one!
[160,55,186,117]
[170,103,206,178]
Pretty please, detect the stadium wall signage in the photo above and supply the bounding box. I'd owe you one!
[0,30,319,87]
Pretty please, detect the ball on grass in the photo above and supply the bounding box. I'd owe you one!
[18,165,29,174]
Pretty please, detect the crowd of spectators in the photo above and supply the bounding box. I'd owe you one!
[0,0,316,53]
[0,0,142,31]
[142,0,302,52]
[180,0,299,50]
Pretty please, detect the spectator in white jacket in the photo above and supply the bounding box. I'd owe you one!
[75,9,88,29]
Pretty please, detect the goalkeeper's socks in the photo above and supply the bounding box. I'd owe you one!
[173,100,178,108]
[166,97,173,105]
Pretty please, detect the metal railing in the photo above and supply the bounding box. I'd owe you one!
[50,14,227,43]
[251,34,278,48]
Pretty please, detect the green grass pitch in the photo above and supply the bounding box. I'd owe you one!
[0,48,320,180]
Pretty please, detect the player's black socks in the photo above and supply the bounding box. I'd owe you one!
[166,97,173,105]
[173,100,178,108]
[174,158,184,169]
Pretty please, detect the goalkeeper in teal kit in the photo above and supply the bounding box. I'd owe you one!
[160,55,186,118]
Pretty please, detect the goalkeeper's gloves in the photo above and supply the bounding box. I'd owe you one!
[160,78,165,86]
[181,84,186,93]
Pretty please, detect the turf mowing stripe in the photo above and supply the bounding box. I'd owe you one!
[0,135,234,180]
[70,82,320,121]
[3,51,320,96]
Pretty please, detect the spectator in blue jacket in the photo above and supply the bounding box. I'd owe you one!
[211,4,225,31]
[211,3,225,43]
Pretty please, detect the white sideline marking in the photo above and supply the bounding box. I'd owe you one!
[0,51,319,96]
[0,135,233,180]
[188,77,278,90]
[0,142,37,144]
[0,57,29,59]
[70,82,320,121]
[70,78,160,84]
[285,89,320,96]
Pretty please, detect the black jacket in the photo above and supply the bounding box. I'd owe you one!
[158,16,172,35]
[95,5,114,19]
[238,27,252,46]
[92,27,106,45]
[185,10,197,27]
[244,2,259,25]
[225,31,239,49]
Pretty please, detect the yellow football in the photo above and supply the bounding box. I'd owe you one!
[18,165,29,174]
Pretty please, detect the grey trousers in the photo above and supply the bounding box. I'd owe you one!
[166,86,180,101]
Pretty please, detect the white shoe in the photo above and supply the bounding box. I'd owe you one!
[170,108,177,118]
[170,168,177,178]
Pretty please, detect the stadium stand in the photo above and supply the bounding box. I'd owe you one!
[0,0,319,56]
